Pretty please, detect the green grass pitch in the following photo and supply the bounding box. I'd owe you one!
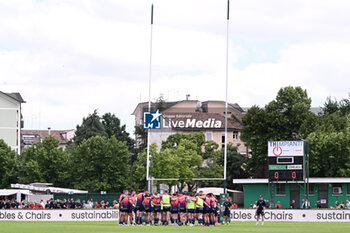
[0,221,349,233]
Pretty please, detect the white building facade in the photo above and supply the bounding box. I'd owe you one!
[0,91,25,154]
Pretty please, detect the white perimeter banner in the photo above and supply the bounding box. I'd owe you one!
[230,209,350,222]
[0,209,119,221]
[1,209,350,222]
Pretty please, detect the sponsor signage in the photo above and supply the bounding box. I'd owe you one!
[268,141,306,182]
[0,209,119,221]
[268,141,304,157]
[144,111,224,130]
[2,209,350,222]
[268,165,287,170]
[287,165,303,170]
[144,110,161,129]
[268,164,304,170]
[230,209,350,222]
[162,114,222,129]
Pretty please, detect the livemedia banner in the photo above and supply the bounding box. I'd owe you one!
[0,209,119,221]
[230,209,350,222]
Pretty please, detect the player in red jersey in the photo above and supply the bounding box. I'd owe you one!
[152,192,161,226]
[203,193,212,226]
[209,193,218,226]
[178,193,187,226]
[143,193,152,225]
[118,191,128,225]
[120,191,135,225]
[170,193,179,225]
[135,191,145,225]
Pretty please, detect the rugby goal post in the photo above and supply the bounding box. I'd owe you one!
[145,1,231,189]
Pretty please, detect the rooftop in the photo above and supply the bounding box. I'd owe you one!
[132,100,245,115]
[0,91,25,103]
[11,183,88,194]
[22,129,75,145]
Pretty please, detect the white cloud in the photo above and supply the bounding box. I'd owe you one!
[0,0,349,134]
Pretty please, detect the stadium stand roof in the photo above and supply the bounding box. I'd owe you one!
[11,183,88,194]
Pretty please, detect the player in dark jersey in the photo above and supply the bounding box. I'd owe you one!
[223,197,232,225]
[256,195,266,225]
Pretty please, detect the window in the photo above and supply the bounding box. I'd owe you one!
[206,131,213,141]
[221,132,226,148]
[332,184,342,195]
[347,184,350,195]
[276,183,286,196]
[233,131,239,140]
[223,111,231,118]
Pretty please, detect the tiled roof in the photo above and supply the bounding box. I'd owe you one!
[132,100,245,115]
[22,129,75,145]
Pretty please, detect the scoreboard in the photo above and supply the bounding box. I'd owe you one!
[268,141,307,182]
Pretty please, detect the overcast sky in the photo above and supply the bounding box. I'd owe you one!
[1,0,349,134]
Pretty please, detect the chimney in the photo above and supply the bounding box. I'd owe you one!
[48,127,51,136]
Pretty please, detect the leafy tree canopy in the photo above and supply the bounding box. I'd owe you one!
[0,139,18,188]
[241,86,315,177]
[20,136,71,187]
[72,136,130,192]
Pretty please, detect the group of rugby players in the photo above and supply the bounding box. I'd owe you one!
[118,189,220,226]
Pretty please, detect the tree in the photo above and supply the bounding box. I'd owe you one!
[152,133,226,192]
[307,97,350,177]
[131,144,156,191]
[151,138,203,191]
[72,136,129,192]
[221,144,248,190]
[73,110,107,145]
[21,136,71,187]
[0,139,18,188]
[307,116,350,177]
[133,133,221,192]
[161,132,205,155]
[321,95,350,116]
[155,94,167,112]
[102,113,134,151]
[241,86,315,177]
[134,125,147,154]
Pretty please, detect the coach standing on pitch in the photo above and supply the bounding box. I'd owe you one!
[256,195,266,225]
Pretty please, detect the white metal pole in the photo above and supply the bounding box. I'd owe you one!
[146,4,154,191]
[224,0,230,194]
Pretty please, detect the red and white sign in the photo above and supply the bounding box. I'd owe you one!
[268,141,304,157]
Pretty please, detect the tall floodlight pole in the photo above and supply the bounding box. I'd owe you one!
[146,4,154,192]
[223,0,230,195]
